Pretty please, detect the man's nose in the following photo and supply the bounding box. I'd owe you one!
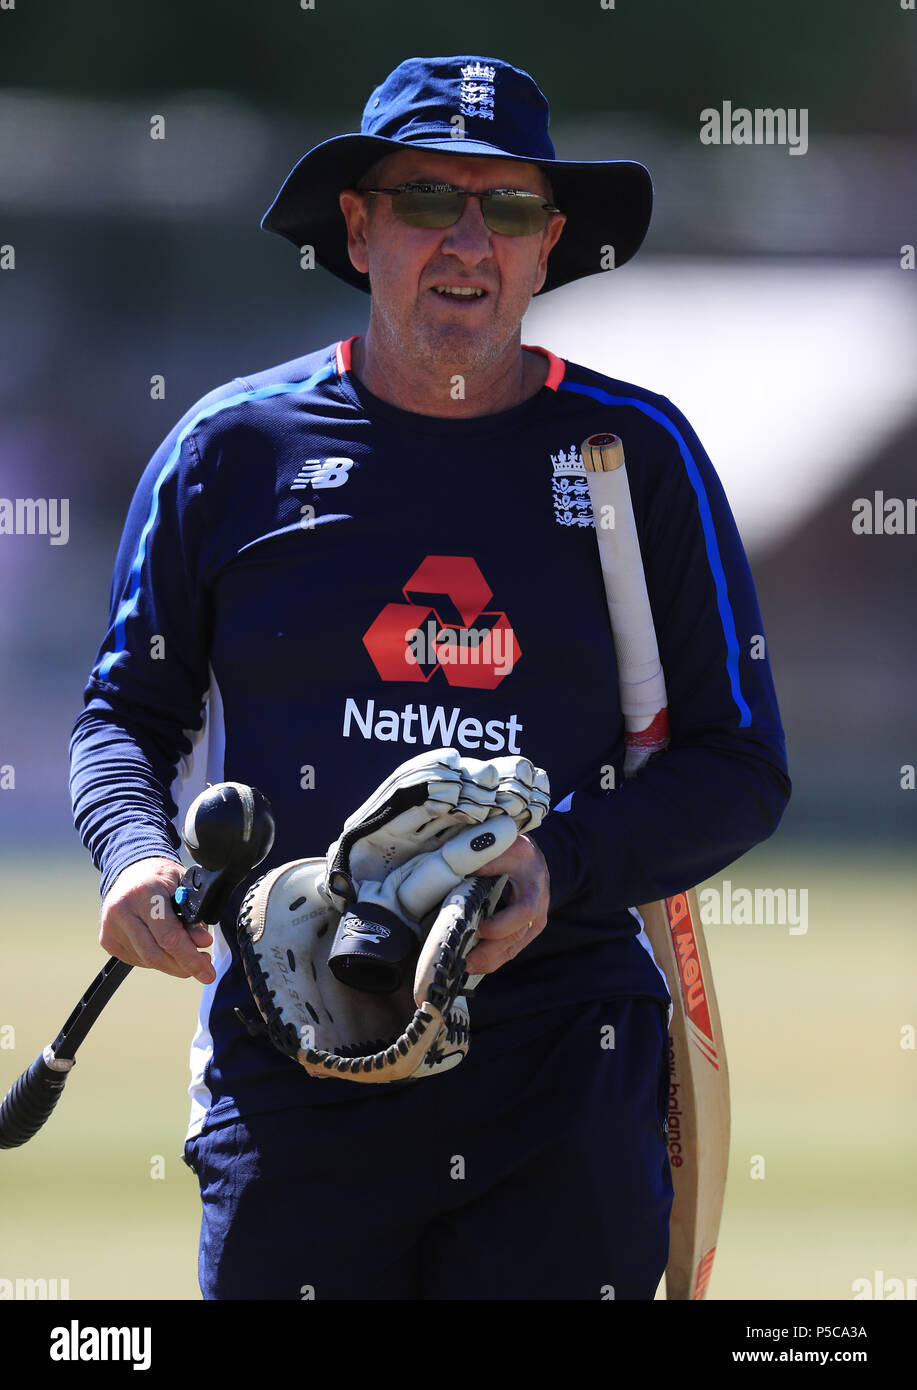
[439,194,493,259]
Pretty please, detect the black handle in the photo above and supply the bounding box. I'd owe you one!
[0,783,275,1152]
[0,864,211,1148]
[0,1051,73,1150]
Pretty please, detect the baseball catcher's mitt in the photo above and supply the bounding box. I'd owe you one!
[238,854,506,1081]
[236,749,550,1083]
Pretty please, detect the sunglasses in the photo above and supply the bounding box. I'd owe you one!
[362,182,561,236]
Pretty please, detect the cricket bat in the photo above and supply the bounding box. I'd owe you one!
[581,431,730,1302]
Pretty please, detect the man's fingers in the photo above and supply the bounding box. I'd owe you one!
[483,872,546,932]
[105,909,215,982]
[185,923,215,949]
[481,842,549,932]
[465,919,538,975]
[465,877,545,973]
[100,857,216,984]
[101,920,187,977]
[149,912,216,982]
[462,833,549,975]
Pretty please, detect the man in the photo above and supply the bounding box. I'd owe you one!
[70,56,790,1300]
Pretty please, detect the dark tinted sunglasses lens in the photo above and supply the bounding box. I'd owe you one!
[391,191,465,228]
[482,197,548,235]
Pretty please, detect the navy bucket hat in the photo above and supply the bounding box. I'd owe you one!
[261,55,653,295]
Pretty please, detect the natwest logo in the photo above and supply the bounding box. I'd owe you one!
[363,556,520,690]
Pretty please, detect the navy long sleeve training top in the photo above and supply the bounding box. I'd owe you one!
[70,338,790,1135]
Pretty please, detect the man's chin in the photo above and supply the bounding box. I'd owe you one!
[417,321,506,373]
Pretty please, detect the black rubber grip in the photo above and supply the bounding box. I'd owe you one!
[328,903,418,994]
[0,1052,71,1150]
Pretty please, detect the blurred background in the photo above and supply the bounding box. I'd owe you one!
[0,0,914,1305]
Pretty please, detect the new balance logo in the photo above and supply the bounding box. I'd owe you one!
[291,458,354,491]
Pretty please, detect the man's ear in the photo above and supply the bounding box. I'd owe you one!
[532,213,566,295]
[339,190,371,275]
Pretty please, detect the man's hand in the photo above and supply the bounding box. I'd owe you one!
[100,856,216,985]
[464,835,550,976]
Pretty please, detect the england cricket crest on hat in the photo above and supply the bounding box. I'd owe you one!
[551,445,593,527]
[459,62,496,121]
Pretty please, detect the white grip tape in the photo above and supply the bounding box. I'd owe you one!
[619,674,669,726]
[585,465,668,713]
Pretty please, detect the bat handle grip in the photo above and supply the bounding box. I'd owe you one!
[0,1048,75,1150]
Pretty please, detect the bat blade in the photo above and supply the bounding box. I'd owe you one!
[638,889,730,1299]
[582,432,731,1300]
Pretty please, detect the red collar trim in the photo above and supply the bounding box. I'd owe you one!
[522,344,565,390]
[335,337,357,375]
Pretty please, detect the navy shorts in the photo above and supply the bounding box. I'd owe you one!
[183,996,673,1300]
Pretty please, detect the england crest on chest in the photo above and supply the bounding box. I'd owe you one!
[551,445,593,527]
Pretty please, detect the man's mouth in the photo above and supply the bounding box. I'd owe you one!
[432,285,487,299]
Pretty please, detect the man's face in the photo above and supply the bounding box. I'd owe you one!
[339,148,566,375]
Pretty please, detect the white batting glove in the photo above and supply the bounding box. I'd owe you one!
[324,748,549,911]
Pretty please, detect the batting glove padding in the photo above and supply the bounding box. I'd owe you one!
[324,747,550,911]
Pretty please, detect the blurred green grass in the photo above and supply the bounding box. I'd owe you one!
[0,853,202,1300]
[0,840,914,1302]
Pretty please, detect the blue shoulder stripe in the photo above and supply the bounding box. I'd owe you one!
[98,361,338,680]
[560,379,751,728]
